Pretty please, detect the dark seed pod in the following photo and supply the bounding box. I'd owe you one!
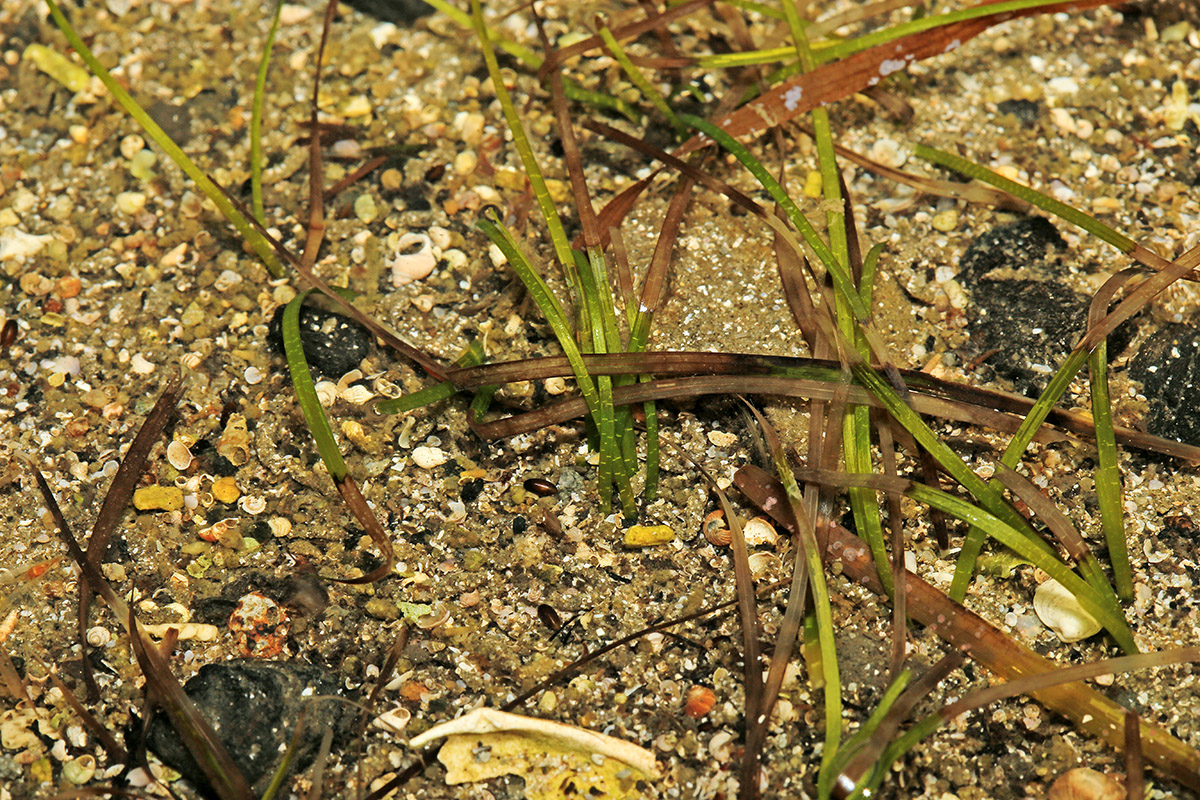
[537,603,562,632]
[0,319,17,350]
[523,477,557,497]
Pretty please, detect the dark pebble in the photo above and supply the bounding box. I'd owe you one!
[340,0,434,24]
[146,660,349,798]
[958,216,1065,281]
[996,98,1042,127]
[268,304,373,379]
[965,279,1135,397]
[1128,323,1200,445]
[460,477,485,504]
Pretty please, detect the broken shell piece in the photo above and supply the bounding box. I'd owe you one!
[409,707,660,780]
[140,622,219,641]
[412,446,449,469]
[0,228,52,261]
[1033,578,1101,643]
[743,516,779,546]
[388,232,437,286]
[340,384,375,405]
[1047,768,1123,800]
[314,380,338,407]
[374,706,412,735]
[747,551,778,579]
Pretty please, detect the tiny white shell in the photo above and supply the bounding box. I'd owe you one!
[373,706,412,735]
[167,440,193,471]
[314,380,338,407]
[1033,578,1101,643]
[62,754,97,785]
[267,517,293,537]
[244,365,264,385]
[340,384,375,405]
[743,516,779,546]
[412,446,449,469]
[239,495,267,515]
[544,377,567,395]
[388,232,436,286]
[85,626,111,647]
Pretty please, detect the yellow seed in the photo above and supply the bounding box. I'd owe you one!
[623,524,675,548]
[212,476,241,504]
[803,169,823,199]
[23,44,90,92]
[133,485,184,512]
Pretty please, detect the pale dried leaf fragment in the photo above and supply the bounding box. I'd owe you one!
[409,707,659,799]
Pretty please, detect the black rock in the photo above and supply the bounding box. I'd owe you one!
[339,0,434,25]
[996,98,1042,127]
[958,216,1065,280]
[1128,323,1200,445]
[966,279,1135,397]
[146,661,349,798]
[268,304,373,379]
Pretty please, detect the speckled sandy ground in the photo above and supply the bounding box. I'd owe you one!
[0,0,1199,797]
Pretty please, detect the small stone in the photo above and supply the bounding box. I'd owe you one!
[119,134,145,160]
[623,524,675,548]
[339,96,372,117]
[453,150,478,176]
[116,191,147,215]
[133,485,185,512]
[930,208,959,232]
[212,476,241,504]
[130,149,157,180]
[354,194,378,223]
[365,598,401,621]
[279,3,314,24]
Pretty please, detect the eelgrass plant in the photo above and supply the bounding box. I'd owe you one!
[33,0,1200,796]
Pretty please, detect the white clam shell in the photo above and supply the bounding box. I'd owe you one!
[388,232,437,286]
[1033,578,1101,643]
[167,440,193,471]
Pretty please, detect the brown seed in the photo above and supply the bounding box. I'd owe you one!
[0,319,16,350]
[537,603,562,631]
[524,477,557,497]
[540,509,563,537]
[684,685,716,719]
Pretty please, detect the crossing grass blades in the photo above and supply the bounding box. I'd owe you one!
[22,0,1200,796]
